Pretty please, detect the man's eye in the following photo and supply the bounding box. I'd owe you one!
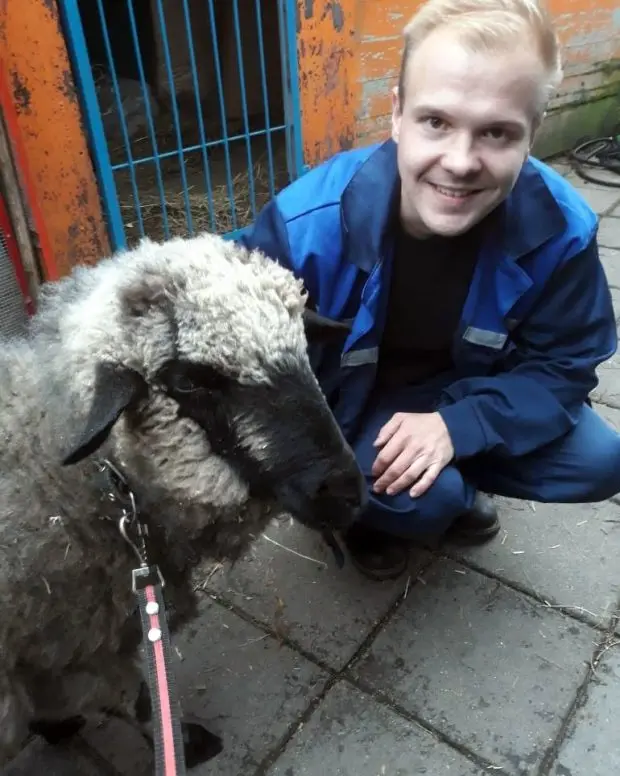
[483,127,508,141]
[424,116,446,130]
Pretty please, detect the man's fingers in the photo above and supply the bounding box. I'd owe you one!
[409,462,441,498]
[373,414,403,448]
[379,456,428,496]
[373,449,420,493]
[371,433,408,478]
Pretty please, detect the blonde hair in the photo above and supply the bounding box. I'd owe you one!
[398,0,563,115]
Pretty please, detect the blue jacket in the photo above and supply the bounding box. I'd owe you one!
[237,139,617,460]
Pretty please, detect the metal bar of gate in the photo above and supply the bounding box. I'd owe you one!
[60,0,306,250]
[59,0,126,250]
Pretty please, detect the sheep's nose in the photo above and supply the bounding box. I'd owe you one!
[319,466,368,516]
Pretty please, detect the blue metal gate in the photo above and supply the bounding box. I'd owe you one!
[59,0,304,249]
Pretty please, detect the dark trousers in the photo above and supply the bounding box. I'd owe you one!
[350,376,620,539]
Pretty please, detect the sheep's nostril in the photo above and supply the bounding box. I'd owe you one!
[318,471,367,514]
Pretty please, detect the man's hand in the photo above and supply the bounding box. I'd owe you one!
[371,412,454,498]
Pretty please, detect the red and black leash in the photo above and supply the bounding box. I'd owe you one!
[103,458,187,776]
[132,563,186,776]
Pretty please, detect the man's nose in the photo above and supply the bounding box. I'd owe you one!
[440,133,482,178]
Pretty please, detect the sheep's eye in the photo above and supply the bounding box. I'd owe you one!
[159,359,231,399]
[171,374,199,394]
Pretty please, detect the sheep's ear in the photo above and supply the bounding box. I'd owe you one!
[302,309,352,344]
[120,270,179,318]
[62,363,148,466]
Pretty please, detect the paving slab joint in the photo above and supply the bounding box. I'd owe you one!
[535,628,620,776]
[248,555,438,775]
[341,676,514,776]
[435,551,612,632]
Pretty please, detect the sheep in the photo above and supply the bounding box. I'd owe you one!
[0,231,367,770]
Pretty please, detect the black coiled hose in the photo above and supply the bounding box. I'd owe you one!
[569,134,620,188]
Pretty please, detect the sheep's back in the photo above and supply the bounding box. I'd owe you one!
[0,339,135,673]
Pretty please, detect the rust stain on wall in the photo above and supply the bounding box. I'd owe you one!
[296,0,359,167]
[11,71,32,114]
[1,0,109,278]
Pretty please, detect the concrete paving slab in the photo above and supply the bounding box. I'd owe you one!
[591,346,620,409]
[597,217,620,250]
[599,247,620,291]
[550,643,620,776]
[444,497,620,628]
[267,681,487,776]
[593,401,620,432]
[571,185,620,216]
[207,518,431,670]
[549,160,572,177]
[170,597,329,775]
[351,560,596,776]
[564,168,620,191]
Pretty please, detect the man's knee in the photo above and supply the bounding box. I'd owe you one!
[573,418,620,501]
[480,405,620,503]
[360,465,475,539]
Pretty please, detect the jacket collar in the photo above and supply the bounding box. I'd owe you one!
[340,138,567,273]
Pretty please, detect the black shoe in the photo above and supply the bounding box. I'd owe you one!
[342,523,409,581]
[445,493,501,545]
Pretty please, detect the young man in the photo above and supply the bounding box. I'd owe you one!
[237,0,620,580]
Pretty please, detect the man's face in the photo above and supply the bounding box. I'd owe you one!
[392,27,546,238]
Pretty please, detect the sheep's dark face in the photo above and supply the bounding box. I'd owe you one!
[61,339,367,562]
[58,238,368,563]
[155,354,367,536]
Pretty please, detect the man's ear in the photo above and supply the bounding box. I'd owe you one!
[302,308,352,344]
[62,362,148,466]
[391,84,401,144]
[528,109,547,150]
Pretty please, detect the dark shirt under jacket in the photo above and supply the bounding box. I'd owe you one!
[376,216,488,390]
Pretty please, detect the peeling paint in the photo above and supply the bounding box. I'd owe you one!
[326,1,344,33]
[41,0,58,17]
[323,45,346,94]
[59,68,78,104]
[338,131,355,151]
[76,177,90,209]
[297,0,359,167]
[359,77,392,120]
[11,69,32,113]
[2,0,109,277]
[308,0,345,34]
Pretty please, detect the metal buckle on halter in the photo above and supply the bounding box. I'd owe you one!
[97,457,136,509]
[99,458,165,592]
[132,564,165,592]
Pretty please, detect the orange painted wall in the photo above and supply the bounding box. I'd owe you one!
[296,0,360,168]
[0,0,109,279]
[297,0,620,166]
